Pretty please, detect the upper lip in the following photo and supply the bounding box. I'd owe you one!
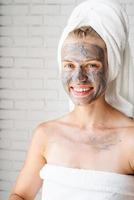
[70,84,93,89]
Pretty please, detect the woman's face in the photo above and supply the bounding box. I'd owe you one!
[61,36,108,106]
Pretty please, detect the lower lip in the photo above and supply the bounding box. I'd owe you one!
[71,87,94,97]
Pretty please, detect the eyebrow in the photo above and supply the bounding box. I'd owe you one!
[62,58,102,63]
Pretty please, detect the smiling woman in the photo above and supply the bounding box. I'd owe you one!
[8,1,134,200]
[60,27,108,106]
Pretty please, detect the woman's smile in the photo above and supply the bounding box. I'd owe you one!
[70,85,94,98]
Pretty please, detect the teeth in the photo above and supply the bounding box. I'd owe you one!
[73,88,91,92]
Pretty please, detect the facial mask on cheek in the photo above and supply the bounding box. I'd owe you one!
[93,68,107,99]
[61,64,107,106]
[60,41,108,105]
[61,70,72,93]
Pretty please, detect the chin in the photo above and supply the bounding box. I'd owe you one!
[72,99,95,106]
[70,94,104,106]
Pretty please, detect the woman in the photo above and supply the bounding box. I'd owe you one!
[9,0,134,200]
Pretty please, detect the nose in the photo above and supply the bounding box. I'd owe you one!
[72,66,88,82]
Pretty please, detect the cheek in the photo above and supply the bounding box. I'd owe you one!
[86,71,96,82]
[61,71,72,86]
[88,69,107,86]
[95,70,107,89]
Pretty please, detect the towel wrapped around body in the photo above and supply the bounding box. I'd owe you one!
[40,164,134,200]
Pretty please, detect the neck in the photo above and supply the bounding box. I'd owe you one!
[72,96,116,129]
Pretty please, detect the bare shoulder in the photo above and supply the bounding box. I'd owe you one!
[127,120,134,142]
[123,117,134,134]
[33,116,66,140]
[121,117,134,169]
[126,119,134,171]
[34,117,62,134]
[121,116,134,142]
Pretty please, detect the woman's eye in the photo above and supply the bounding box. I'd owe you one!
[64,64,74,69]
[87,64,98,68]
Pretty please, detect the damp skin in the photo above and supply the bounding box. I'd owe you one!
[61,41,108,106]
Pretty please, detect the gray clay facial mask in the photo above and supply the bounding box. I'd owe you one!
[61,42,108,105]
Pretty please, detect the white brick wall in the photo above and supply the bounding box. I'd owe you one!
[0,1,134,200]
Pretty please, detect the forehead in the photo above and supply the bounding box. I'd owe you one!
[62,35,106,51]
[61,36,107,62]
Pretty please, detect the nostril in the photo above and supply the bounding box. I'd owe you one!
[72,70,88,82]
[80,75,88,82]
[78,73,87,80]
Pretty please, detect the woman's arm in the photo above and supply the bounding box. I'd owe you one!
[8,193,25,200]
[8,124,47,200]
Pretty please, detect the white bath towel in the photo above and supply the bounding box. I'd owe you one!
[40,163,134,200]
[57,0,134,118]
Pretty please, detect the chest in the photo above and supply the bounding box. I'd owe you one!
[44,128,131,174]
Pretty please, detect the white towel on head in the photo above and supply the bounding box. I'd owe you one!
[57,0,134,118]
